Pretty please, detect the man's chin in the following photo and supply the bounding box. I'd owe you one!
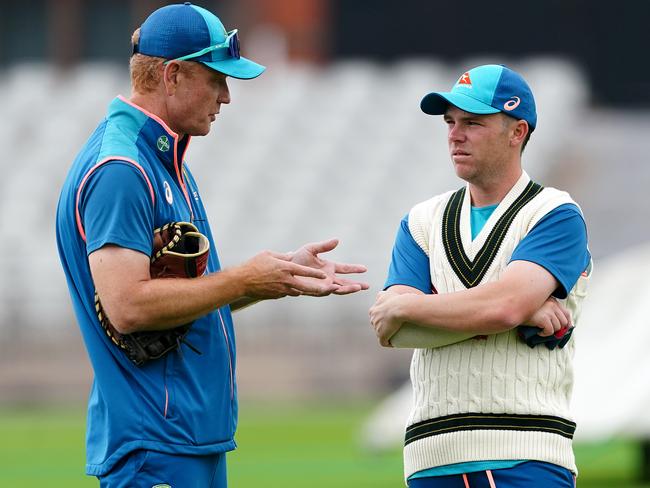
[453,163,477,182]
[189,126,212,137]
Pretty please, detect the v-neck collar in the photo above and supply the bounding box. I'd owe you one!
[461,172,532,260]
[442,172,543,288]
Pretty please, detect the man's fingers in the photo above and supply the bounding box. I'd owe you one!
[333,284,363,295]
[302,239,339,255]
[551,314,562,332]
[334,276,370,290]
[287,262,327,279]
[290,277,337,296]
[267,251,293,261]
[333,262,367,274]
[560,305,572,327]
[539,315,560,337]
[557,309,569,328]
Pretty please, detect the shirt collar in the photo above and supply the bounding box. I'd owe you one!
[109,96,191,172]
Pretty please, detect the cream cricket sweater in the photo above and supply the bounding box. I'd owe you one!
[403,172,590,480]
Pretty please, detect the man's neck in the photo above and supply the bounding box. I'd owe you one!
[468,167,523,207]
[130,91,185,139]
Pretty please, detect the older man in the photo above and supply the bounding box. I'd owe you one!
[370,64,591,487]
[56,3,367,487]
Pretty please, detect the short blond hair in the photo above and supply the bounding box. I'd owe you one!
[130,28,164,93]
[130,28,197,94]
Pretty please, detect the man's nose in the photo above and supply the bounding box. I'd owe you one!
[448,124,465,142]
[219,84,231,104]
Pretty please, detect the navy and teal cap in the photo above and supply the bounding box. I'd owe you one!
[421,64,537,131]
[133,2,265,80]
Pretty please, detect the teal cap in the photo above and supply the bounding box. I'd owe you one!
[134,3,265,80]
[421,64,537,130]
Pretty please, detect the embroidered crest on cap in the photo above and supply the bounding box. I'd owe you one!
[457,72,472,87]
[157,135,170,152]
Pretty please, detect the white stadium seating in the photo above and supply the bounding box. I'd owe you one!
[5,59,650,433]
[0,58,586,336]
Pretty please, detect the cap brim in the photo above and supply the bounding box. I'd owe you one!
[202,55,266,80]
[421,92,500,116]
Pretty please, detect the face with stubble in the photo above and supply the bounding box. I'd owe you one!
[443,105,518,186]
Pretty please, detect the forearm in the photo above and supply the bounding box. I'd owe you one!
[371,261,560,346]
[397,281,536,335]
[93,238,366,334]
[230,296,263,312]
[113,266,248,332]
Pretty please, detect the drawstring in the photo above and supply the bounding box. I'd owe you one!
[462,473,470,488]
[462,471,495,488]
[175,336,202,361]
[486,470,496,488]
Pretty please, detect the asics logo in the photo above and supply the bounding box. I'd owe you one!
[163,181,173,205]
[503,97,521,111]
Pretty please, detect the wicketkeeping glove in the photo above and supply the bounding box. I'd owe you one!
[95,222,210,366]
[517,325,574,350]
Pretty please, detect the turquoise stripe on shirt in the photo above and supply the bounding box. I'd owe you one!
[470,203,498,240]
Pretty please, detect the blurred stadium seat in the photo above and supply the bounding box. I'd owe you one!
[0,58,586,339]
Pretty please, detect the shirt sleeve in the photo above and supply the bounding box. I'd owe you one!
[384,214,433,294]
[510,203,591,298]
[80,161,154,256]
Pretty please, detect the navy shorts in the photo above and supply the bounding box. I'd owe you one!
[408,461,576,488]
[97,450,227,488]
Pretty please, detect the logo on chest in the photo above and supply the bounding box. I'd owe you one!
[157,135,170,152]
[163,181,173,205]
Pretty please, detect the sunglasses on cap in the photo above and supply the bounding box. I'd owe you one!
[163,29,240,64]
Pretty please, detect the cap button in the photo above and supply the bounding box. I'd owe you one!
[184,2,191,5]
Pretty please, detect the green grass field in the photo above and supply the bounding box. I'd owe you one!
[0,403,647,487]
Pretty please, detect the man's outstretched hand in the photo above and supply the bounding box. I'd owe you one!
[290,238,369,296]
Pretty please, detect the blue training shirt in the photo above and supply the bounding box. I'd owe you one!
[385,216,433,294]
[56,96,238,476]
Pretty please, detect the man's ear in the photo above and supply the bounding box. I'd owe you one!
[162,62,182,96]
[510,119,529,148]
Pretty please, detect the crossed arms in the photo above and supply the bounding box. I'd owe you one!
[369,260,571,347]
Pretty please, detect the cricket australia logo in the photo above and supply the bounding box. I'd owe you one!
[457,71,472,88]
[157,135,170,152]
[163,181,173,205]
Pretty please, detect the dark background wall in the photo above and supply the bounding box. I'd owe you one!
[331,0,648,108]
[1,0,647,107]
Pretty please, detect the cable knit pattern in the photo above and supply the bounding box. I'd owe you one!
[403,172,591,481]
